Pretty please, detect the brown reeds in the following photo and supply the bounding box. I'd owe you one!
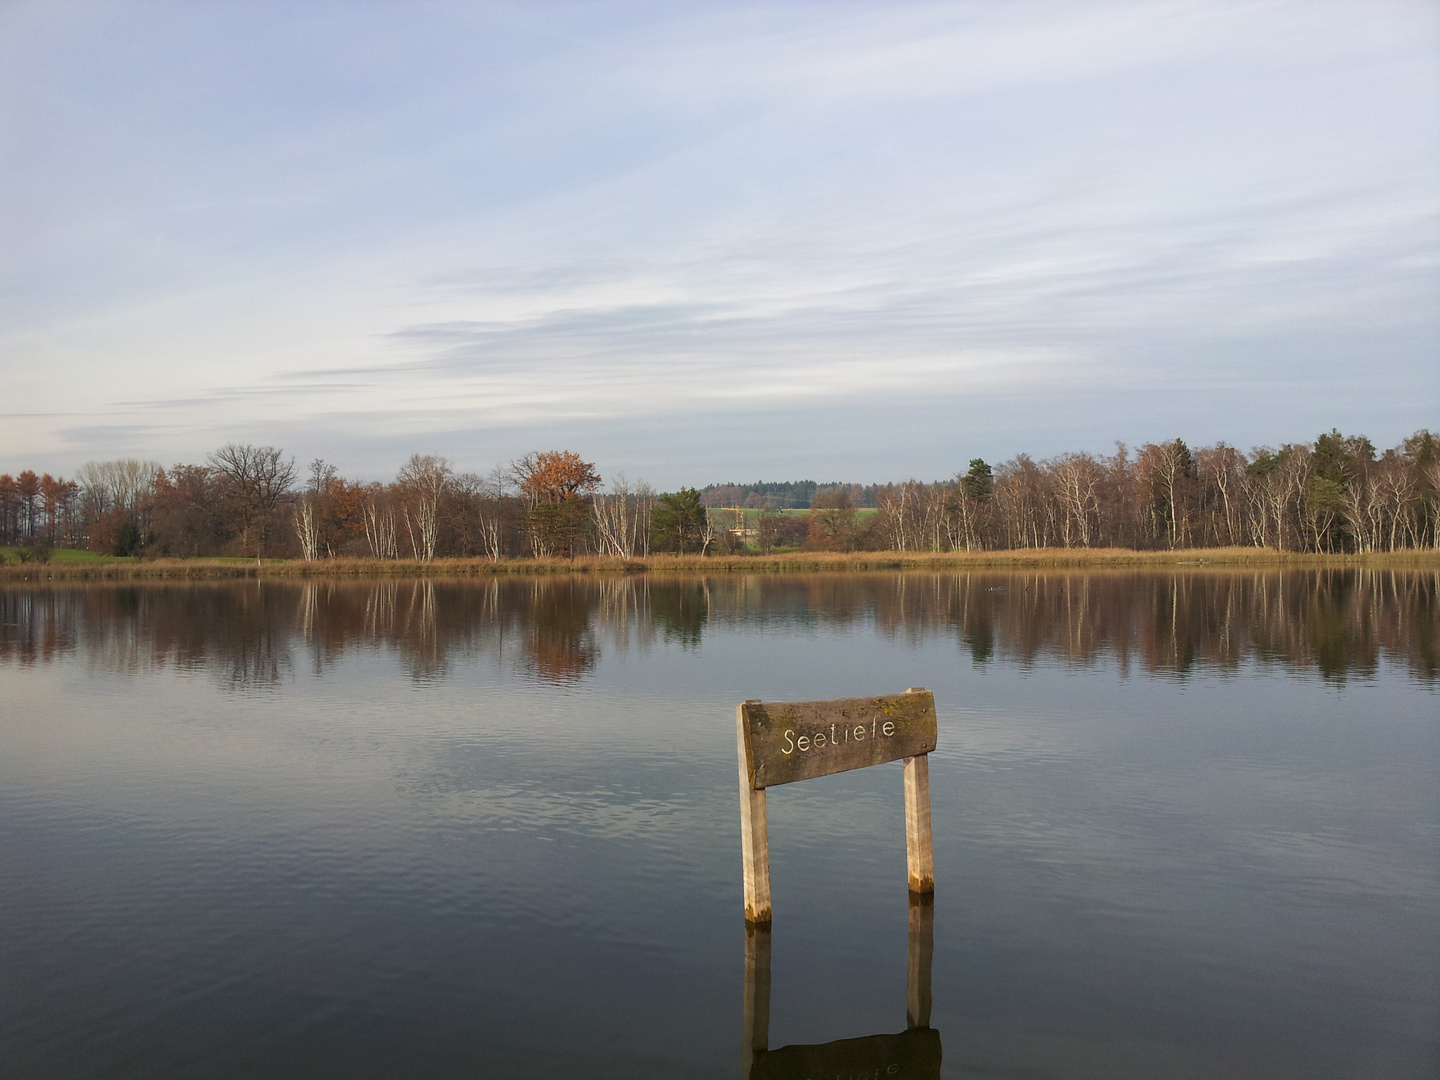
[1,546,1436,582]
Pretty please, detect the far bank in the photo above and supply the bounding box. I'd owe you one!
[2,546,1438,583]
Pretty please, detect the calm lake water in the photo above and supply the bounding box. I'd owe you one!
[2,570,1437,1079]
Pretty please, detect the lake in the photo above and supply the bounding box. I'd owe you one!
[2,570,1437,1078]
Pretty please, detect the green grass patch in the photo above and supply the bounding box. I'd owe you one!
[0,545,137,565]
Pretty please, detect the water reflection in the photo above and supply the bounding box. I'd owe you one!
[1,569,1436,684]
[744,896,940,1080]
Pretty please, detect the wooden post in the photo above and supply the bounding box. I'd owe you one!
[903,753,934,894]
[906,892,934,1029]
[901,686,934,896]
[737,701,772,925]
[741,923,772,1080]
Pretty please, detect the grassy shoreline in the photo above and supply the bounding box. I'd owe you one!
[2,546,1437,582]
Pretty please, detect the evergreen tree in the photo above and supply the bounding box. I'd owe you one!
[651,488,709,553]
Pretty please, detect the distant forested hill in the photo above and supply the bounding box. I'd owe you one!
[700,481,879,509]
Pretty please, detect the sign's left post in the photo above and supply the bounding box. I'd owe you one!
[736,700,772,925]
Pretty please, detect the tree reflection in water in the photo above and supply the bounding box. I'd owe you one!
[1,570,1435,685]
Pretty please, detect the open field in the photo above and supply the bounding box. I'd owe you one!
[2,546,1437,582]
[0,546,137,566]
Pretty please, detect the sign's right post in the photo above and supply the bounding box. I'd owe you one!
[901,689,935,895]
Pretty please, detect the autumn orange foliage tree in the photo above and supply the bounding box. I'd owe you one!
[512,451,601,557]
[513,451,601,505]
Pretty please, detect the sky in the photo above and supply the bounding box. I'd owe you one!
[1,1,1437,488]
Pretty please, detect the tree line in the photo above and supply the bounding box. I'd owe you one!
[1,429,1436,559]
[0,447,692,560]
[727,430,1440,554]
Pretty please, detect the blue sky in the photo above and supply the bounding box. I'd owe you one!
[2,1,1436,487]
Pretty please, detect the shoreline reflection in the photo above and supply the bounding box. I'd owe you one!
[1,570,1435,685]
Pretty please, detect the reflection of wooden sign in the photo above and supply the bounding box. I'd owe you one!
[742,896,940,1080]
[752,1028,941,1080]
[737,689,937,924]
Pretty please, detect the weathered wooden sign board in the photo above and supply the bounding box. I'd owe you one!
[738,691,937,789]
[737,688,937,924]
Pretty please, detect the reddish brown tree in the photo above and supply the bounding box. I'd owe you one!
[512,451,600,557]
[513,451,601,506]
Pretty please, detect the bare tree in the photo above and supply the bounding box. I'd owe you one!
[207,444,296,558]
[292,458,331,561]
[593,473,653,558]
[1341,472,1383,553]
[473,465,511,561]
[592,474,630,557]
[920,483,950,552]
[1138,440,1197,549]
[76,459,162,517]
[1198,444,1246,546]
[700,507,717,555]
[363,486,400,559]
[1248,446,1311,552]
[1425,461,1440,548]
[994,456,1049,548]
[396,454,453,561]
[810,489,859,551]
[876,483,921,551]
[295,500,321,560]
[1376,458,1417,552]
[1051,453,1103,548]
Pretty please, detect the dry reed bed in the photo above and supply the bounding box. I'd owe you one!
[2,547,1437,583]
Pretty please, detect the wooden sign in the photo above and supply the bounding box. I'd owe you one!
[738,692,937,789]
[737,688,936,925]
